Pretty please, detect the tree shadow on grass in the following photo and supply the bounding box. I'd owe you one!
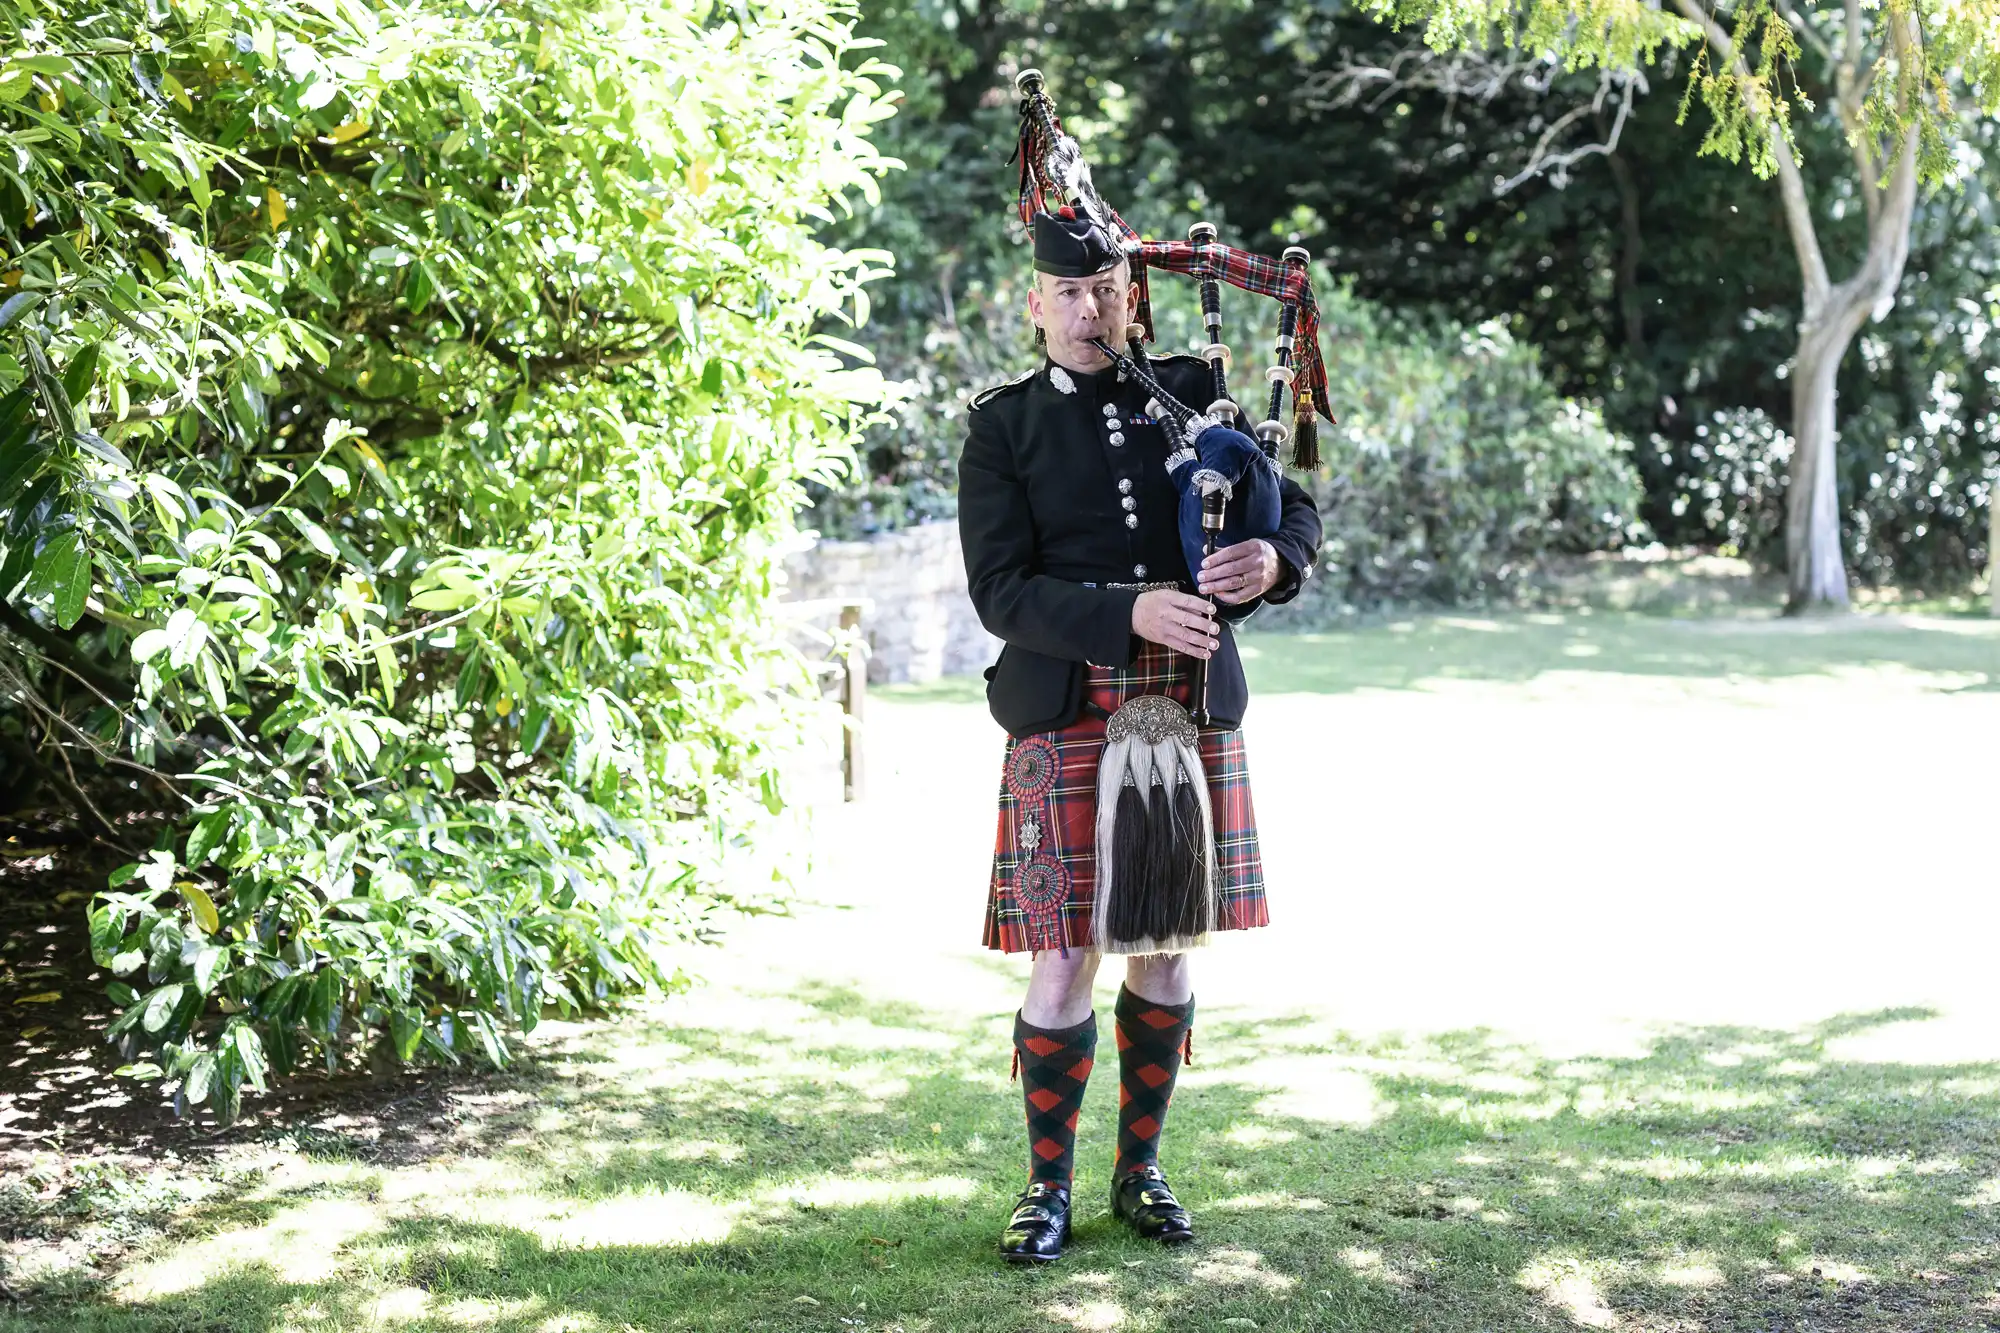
[7,999,1999,1333]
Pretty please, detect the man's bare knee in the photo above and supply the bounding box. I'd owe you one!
[1024,949,1102,1028]
[1124,952,1192,1005]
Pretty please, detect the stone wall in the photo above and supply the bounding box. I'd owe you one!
[783,522,999,684]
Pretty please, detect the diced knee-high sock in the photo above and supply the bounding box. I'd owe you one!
[1114,985,1194,1177]
[1014,1012,1097,1191]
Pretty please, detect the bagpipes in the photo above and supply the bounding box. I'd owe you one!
[1013,69,1335,472]
[1010,71,1341,954]
[1015,68,1336,729]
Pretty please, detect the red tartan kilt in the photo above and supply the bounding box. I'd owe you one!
[983,641,1269,954]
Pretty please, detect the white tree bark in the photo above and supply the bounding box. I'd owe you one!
[1786,308,1869,606]
[1672,0,1922,612]
[1990,466,2000,616]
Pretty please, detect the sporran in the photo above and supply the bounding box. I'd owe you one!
[1091,694,1219,953]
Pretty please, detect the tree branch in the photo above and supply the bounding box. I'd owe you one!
[0,661,165,849]
[51,741,133,850]
[1496,69,1645,194]
[1301,43,1551,119]
[1302,44,1645,195]
[0,603,129,698]
[1831,0,1883,227]
[1604,147,1650,355]
[235,136,380,179]
[347,320,684,447]
[1773,0,1837,63]
[1674,0,1831,309]
[1844,6,1920,322]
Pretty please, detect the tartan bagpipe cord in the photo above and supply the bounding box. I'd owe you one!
[1014,112,1334,469]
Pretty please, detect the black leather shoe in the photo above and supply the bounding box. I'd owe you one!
[999,1182,1072,1263]
[1111,1164,1195,1244]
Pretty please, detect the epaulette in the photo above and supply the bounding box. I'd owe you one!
[1135,352,1211,396]
[1145,352,1214,385]
[967,369,1035,412]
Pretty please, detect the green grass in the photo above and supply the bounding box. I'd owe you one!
[882,609,2000,706]
[9,607,2000,1332]
[1239,610,2000,695]
[7,996,1997,1331]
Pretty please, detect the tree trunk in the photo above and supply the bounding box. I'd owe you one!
[1990,467,2000,616]
[1604,149,1648,356]
[1773,129,1918,614]
[1785,302,1870,610]
[1670,0,1921,614]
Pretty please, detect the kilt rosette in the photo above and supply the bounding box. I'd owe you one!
[1001,736,1070,955]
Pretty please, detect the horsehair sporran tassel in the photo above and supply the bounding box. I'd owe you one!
[1093,696,1218,955]
[1109,774,1150,944]
[1165,770,1209,937]
[1142,768,1173,933]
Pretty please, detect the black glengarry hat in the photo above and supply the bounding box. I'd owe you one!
[1032,208,1123,278]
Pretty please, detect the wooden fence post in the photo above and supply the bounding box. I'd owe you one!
[840,602,865,801]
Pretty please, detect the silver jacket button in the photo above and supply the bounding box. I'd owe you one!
[1108,431,1126,446]
[1102,403,1118,417]
[1124,513,1139,529]
[1117,478,1133,494]
[1121,496,1137,512]
[1133,564,1148,578]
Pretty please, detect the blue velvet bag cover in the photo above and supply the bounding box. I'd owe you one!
[1166,423,1282,582]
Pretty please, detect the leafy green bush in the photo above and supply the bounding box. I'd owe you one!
[1308,279,1648,608]
[0,0,895,1118]
[801,289,1023,539]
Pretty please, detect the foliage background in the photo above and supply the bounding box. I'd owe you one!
[822,0,1997,598]
[6,0,1995,1122]
[0,0,895,1117]
[1312,282,1645,607]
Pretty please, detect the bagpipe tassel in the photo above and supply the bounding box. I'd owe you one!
[1291,404,1320,471]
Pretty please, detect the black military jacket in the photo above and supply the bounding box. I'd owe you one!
[958,354,1324,737]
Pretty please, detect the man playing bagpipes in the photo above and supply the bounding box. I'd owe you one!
[959,71,1332,1263]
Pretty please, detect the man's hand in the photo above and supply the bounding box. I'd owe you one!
[1132,589,1218,660]
[1197,538,1282,605]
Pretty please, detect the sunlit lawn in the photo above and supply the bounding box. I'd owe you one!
[886,604,2000,702]
[6,608,2000,1332]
